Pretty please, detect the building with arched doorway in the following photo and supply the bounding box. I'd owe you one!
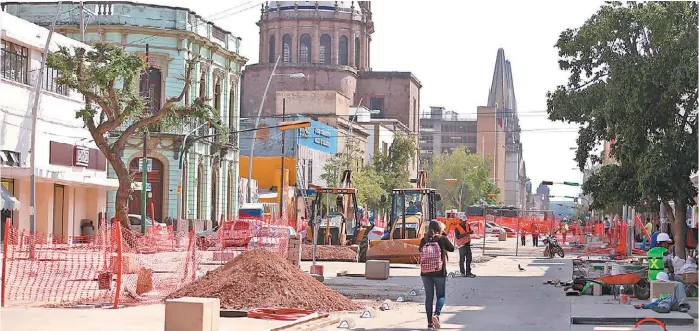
[241,1,420,179]
[4,2,248,225]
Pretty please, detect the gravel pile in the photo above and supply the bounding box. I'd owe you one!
[301,244,357,261]
[167,249,360,312]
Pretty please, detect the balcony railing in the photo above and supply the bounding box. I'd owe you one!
[113,118,209,136]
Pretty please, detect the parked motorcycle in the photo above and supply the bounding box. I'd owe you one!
[543,235,565,258]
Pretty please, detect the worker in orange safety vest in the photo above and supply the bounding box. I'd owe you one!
[455,215,475,278]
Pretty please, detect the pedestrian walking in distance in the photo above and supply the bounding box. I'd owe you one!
[419,220,455,329]
[455,215,475,278]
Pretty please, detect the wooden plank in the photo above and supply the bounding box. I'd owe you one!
[268,313,327,331]
[298,318,340,331]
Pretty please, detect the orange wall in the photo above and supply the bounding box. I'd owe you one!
[239,156,297,190]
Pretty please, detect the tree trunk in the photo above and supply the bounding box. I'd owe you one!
[672,200,687,259]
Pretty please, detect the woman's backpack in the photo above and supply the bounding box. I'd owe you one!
[420,237,443,273]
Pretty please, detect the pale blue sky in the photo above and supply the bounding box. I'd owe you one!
[33,0,607,198]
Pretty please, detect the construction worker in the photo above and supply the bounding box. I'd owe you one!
[531,223,540,247]
[657,233,683,282]
[455,215,475,278]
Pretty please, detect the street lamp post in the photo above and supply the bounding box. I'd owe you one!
[246,55,304,203]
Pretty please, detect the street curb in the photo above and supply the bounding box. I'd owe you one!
[571,316,695,326]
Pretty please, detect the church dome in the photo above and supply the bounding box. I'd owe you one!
[266,1,362,14]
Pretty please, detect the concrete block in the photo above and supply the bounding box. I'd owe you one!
[164,297,220,331]
[360,307,377,318]
[498,233,507,241]
[337,317,356,329]
[365,260,390,280]
[650,280,677,299]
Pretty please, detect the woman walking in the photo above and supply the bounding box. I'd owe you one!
[419,220,455,329]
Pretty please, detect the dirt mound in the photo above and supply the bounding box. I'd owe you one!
[366,240,419,257]
[301,245,357,261]
[167,249,360,312]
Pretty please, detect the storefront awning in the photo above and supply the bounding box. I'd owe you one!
[1,185,20,211]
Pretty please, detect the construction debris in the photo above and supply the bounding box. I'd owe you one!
[167,249,361,312]
[301,245,358,261]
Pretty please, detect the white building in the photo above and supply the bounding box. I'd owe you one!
[0,12,117,240]
[353,106,418,179]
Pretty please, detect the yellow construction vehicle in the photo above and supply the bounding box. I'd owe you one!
[367,171,441,263]
[305,170,373,261]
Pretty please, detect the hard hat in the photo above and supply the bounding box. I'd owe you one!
[459,215,468,221]
[656,271,669,282]
[657,232,672,243]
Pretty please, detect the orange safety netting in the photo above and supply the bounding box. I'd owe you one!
[1,215,294,308]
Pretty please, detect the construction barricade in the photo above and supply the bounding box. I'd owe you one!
[1,214,293,308]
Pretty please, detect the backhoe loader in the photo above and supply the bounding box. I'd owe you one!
[366,171,442,263]
[305,170,373,261]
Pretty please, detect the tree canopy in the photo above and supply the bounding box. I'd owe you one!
[427,147,499,209]
[546,2,698,257]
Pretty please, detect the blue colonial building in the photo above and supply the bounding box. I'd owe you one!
[3,1,247,224]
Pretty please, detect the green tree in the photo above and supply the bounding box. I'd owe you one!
[372,134,417,198]
[48,42,222,228]
[427,147,499,210]
[353,167,385,208]
[547,2,698,257]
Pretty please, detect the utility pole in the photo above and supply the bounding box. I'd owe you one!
[279,98,286,218]
[141,44,150,234]
[29,2,62,238]
[79,1,85,42]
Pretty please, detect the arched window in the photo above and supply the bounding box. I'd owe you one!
[196,164,205,221]
[282,34,292,63]
[339,36,348,65]
[211,167,219,227]
[354,37,360,68]
[268,35,276,63]
[319,34,331,64]
[199,72,206,99]
[214,77,221,111]
[299,34,312,63]
[227,166,234,219]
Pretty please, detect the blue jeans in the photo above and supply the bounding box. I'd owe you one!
[422,276,446,324]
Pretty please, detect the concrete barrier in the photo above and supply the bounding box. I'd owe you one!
[165,297,220,331]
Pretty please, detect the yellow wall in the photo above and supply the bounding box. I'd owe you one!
[239,156,297,190]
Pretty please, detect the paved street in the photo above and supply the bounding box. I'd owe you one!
[2,247,697,331]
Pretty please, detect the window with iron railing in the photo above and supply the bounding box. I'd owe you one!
[44,66,69,96]
[1,40,28,84]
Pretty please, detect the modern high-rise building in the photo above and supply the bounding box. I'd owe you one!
[486,48,526,207]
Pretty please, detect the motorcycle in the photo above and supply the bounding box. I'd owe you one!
[542,235,565,258]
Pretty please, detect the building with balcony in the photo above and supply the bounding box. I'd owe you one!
[0,12,118,239]
[3,2,247,224]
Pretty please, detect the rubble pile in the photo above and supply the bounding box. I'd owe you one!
[301,244,357,261]
[168,249,360,312]
[366,240,419,258]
